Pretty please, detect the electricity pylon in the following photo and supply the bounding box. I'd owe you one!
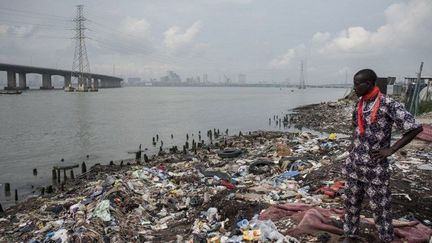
[71,5,92,92]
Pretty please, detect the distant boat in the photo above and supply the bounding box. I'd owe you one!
[0,90,22,95]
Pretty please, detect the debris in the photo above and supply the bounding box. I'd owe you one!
[417,164,432,171]
[328,133,337,141]
[217,149,242,158]
[93,200,111,221]
[1,116,431,242]
[276,142,292,157]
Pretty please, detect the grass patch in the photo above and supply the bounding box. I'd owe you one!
[419,99,432,114]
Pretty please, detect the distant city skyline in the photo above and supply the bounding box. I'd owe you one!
[0,0,431,84]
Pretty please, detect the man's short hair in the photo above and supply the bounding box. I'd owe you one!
[354,69,377,84]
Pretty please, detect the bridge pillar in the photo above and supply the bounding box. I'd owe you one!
[18,73,28,90]
[64,74,71,88]
[86,77,91,90]
[92,78,99,89]
[105,79,112,88]
[99,79,105,88]
[41,74,53,89]
[77,75,85,91]
[5,71,16,90]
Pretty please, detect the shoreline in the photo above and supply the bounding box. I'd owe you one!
[1,99,431,242]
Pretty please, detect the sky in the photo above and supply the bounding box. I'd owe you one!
[0,0,431,84]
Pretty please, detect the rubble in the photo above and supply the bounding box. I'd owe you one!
[290,99,354,134]
[1,101,431,242]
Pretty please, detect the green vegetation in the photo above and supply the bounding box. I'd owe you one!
[419,100,432,114]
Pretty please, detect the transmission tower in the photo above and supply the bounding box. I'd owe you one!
[299,61,306,89]
[72,5,92,92]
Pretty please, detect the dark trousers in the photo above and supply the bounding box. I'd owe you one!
[343,177,394,242]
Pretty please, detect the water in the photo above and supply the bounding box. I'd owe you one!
[0,86,347,208]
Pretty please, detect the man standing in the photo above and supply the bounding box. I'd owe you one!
[342,69,423,242]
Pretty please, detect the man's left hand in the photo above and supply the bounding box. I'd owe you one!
[371,148,394,162]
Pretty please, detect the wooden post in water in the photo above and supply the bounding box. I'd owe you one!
[81,162,87,174]
[40,187,45,196]
[14,189,18,201]
[0,202,3,213]
[63,169,67,182]
[4,183,10,193]
[70,170,75,179]
[144,154,149,163]
[33,168,37,176]
[52,169,57,180]
[57,170,61,183]
[136,151,141,160]
[46,185,53,194]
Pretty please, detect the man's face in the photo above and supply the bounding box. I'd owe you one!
[353,74,374,97]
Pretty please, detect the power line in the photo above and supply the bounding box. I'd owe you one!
[0,7,71,21]
[0,18,71,29]
[0,35,70,39]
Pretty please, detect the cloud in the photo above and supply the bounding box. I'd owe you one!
[89,16,154,56]
[0,25,8,37]
[164,21,202,51]
[0,24,35,38]
[268,45,306,69]
[311,32,330,44]
[314,0,432,56]
[268,49,296,69]
[122,17,151,40]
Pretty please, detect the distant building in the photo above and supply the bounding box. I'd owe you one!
[404,77,432,85]
[376,77,396,94]
[238,74,246,84]
[185,76,201,84]
[160,71,181,83]
[203,73,208,83]
[127,77,141,85]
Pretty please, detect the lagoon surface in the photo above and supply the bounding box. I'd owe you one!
[0,86,348,208]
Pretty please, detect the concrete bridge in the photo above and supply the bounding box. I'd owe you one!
[0,63,122,90]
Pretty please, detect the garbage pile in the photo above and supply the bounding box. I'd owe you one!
[1,128,431,242]
[290,99,354,134]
